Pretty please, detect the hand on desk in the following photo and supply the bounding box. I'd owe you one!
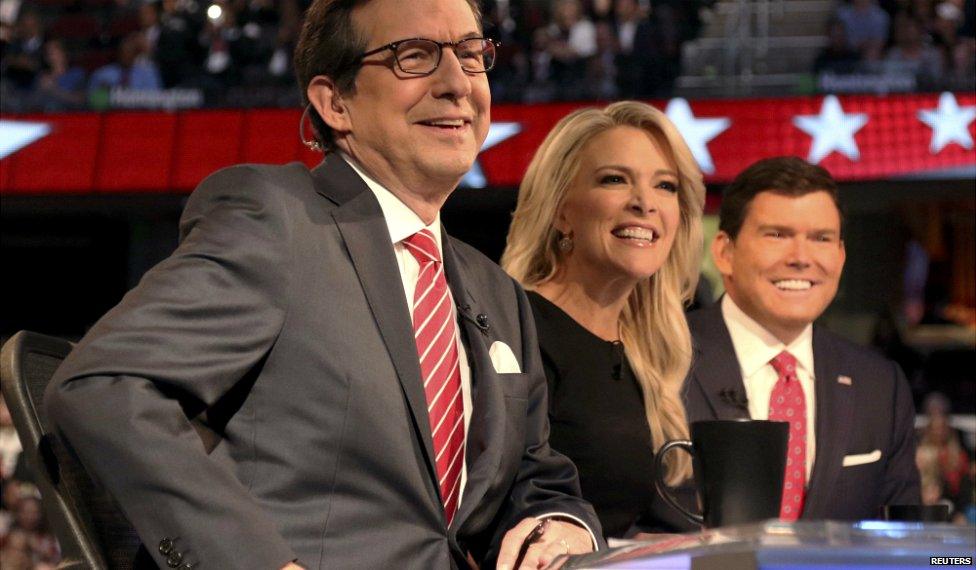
[281,563,305,570]
[497,517,593,569]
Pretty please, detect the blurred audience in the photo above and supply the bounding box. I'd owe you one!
[32,39,86,110]
[611,0,645,96]
[0,397,21,482]
[916,392,975,522]
[266,0,300,82]
[89,33,163,91]
[1,0,714,108]
[884,12,944,85]
[836,0,891,61]
[814,0,974,89]
[3,0,973,111]
[631,2,685,98]
[816,17,864,74]
[153,0,202,87]
[952,0,975,81]
[586,20,618,99]
[2,10,44,91]
[1,529,34,570]
[545,0,598,100]
[198,4,256,88]
[0,396,61,568]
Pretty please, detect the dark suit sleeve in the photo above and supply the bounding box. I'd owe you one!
[44,166,297,570]
[882,362,922,506]
[485,283,604,559]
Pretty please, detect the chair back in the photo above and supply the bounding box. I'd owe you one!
[1,331,143,569]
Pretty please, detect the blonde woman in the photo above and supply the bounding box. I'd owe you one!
[502,101,705,537]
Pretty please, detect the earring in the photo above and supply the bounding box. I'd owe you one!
[557,233,573,253]
[299,103,324,152]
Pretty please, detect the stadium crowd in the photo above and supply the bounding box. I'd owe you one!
[815,0,975,89]
[2,0,973,111]
[0,0,711,111]
[1,396,59,570]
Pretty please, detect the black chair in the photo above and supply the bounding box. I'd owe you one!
[1,331,144,569]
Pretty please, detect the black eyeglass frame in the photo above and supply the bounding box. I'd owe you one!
[358,37,499,76]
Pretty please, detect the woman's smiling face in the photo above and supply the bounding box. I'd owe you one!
[555,125,682,287]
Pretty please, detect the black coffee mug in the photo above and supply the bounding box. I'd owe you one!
[654,419,789,528]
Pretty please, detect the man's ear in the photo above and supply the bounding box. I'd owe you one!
[307,75,351,134]
[712,231,734,277]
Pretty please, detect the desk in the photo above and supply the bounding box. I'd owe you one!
[562,521,975,569]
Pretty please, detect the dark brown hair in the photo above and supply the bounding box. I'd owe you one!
[719,156,842,239]
[294,0,366,151]
[293,0,483,152]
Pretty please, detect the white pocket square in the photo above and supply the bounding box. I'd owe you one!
[843,449,881,467]
[489,341,521,374]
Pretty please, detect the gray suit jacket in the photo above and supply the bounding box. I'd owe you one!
[683,302,921,521]
[45,153,600,569]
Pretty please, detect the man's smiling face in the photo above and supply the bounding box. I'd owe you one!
[714,190,846,343]
[340,0,490,196]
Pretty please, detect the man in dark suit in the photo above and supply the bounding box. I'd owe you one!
[684,156,920,521]
[44,0,601,568]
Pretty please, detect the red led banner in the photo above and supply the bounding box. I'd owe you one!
[1,92,973,195]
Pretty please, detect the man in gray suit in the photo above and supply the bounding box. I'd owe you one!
[44,0,601,568]
[683,157,920,521]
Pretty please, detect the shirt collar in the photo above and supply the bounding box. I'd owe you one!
[339,151,443,251]
[721,295,815,379]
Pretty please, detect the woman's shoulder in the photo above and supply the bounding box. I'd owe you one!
[525,290,575,339]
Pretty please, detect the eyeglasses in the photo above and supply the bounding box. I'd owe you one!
[359,37,498,76]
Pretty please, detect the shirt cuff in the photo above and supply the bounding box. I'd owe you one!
[535,512,600,551]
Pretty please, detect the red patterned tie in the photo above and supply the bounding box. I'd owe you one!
[769,351,806,521]
[403,229,465,526]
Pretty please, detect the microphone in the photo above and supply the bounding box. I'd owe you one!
[610,341,624,380]
[719,388,749,413]
[457,303,490,336]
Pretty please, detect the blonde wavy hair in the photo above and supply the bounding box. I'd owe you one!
[501,101,705,484]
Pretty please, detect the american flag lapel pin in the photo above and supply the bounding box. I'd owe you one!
[837,375,852,386]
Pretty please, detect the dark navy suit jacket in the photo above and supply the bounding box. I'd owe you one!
[683,302,921,521]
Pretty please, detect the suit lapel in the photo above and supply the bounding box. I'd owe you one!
[315,154,440,491]
[689,304,751,420]
[441,236,506,532]
[803,326,854,518]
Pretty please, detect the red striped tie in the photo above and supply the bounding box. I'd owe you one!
[769,351,806,521]
[403,229,465,526]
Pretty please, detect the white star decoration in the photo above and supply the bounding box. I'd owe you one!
[917,92,976,154]
[0,119,51,159]
[793,95,868,164]
[461,122,522,188]
[664,98,730,175]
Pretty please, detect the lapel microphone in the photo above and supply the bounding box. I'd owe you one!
[456,303,490,336]
[719,388,750,414]
[610,341,624,381]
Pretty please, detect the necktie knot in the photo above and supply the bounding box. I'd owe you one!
[404,229,441,265]
[771,351,798,380]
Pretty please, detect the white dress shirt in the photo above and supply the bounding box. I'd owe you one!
[343,155,598,545]
[721,295,817,480]
[342,154,473,499]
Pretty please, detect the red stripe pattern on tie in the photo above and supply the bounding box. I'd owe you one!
[769,351,806,521]
[403,229,465,526]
